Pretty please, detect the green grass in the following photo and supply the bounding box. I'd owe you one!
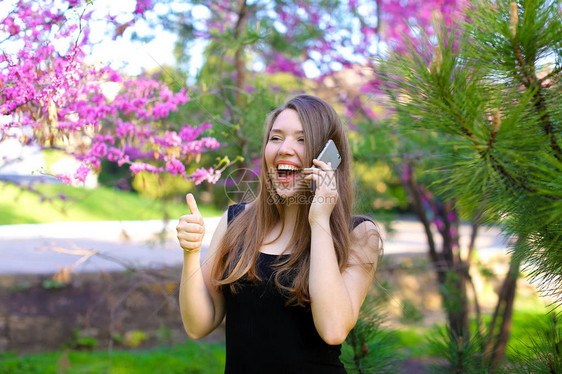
[0,182,223,225]
[394,326,434,357]
[393,294,553,360]
[0,307,552,373]
[0,341,226,374]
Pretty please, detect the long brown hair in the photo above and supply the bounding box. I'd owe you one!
[212,94,361,306]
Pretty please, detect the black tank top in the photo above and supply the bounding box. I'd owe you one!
[222,204,369,374]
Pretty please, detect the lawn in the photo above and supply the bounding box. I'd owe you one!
[0,341,226,374]
[393,292,555,362]
[0,305,550,374]
[0,182,223,225]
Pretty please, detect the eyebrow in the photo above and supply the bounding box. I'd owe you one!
[270,129,305,134]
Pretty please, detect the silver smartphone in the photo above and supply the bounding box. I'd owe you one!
[311,139,341,192]
[316,139,341,170]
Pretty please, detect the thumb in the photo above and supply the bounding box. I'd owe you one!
[185,193,201,216]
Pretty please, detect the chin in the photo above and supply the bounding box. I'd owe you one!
[267,177,310,205]
[273,185,294,198]
[275,190,311,206]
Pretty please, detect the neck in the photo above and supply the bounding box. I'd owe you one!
[282,201,300,228]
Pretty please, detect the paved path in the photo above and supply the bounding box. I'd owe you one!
[0,217,509,275]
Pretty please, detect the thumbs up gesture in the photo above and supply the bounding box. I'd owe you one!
[176,193,205,253]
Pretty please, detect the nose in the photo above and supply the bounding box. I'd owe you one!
[278,138,297,156]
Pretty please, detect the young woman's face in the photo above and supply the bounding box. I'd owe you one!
[265,109,308,199]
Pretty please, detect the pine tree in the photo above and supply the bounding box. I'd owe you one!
[507,312,562,373]
[379,0,561,370]
[341,295,400,374]
[381,0,561,304]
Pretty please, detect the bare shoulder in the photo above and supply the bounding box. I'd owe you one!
[349,219,382,267]
[212,202,250,239]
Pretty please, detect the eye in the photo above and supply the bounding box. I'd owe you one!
[269,136,281,141]
[298,137,305,143]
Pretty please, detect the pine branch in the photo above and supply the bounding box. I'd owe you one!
[348,330,364,374]
[511,37,562,162]
[430,66,542,197]
[390,42,544,200]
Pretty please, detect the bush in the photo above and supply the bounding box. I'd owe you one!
[132,171,194,200]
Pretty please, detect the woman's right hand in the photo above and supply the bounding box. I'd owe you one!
[176,193,205,253]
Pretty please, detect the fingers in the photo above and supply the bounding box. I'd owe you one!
[178,193,204,253]
[311,159,332,170]
[177,229,204,246]
[186,193,201,216]
[176,217,205,253]
[178,238,203,251]
[177,221,204,233]
[303,170,318,182]
[303,160,334,180]
[303,163,337,195]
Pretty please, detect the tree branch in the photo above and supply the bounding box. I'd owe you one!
[233,0,248,107]
[216,50,238,124]
[512,41,562,162]
[429,60,556,198]
[401,162,439,263]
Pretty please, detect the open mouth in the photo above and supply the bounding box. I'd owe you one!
[276,163,302,184]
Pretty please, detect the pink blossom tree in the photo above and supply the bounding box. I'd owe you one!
[0,0,223,187]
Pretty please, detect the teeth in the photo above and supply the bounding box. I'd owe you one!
[277,164,300,171]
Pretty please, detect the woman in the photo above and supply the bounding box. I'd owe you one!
[177,94,381,373]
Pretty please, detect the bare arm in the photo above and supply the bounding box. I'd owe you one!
[304,159,380,345]
[309,219,379,345]
[177,194,228,339]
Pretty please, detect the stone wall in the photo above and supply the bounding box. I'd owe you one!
[0,268,202,353]
[0,252,530,354]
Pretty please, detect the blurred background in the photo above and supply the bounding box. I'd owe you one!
[1,0,561,373]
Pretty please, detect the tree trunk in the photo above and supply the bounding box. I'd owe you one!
[401,163,471,339]
[435,264,470,340]
[484,253,521,371]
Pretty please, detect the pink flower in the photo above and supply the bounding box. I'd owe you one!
[134,0,153,16]
[73,164,91,183]
[3,0,223,189]
[130,162,162,174]
[107,147,124,162]
[3,16,21,35]
[265,53,305,77]
[165,158,186,175]
[190,167,221,185]
[179,123,209,142]
[57,174,73,185]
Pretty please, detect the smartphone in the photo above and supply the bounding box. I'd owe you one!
[311,139,341,192]
[315,139,341,170]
